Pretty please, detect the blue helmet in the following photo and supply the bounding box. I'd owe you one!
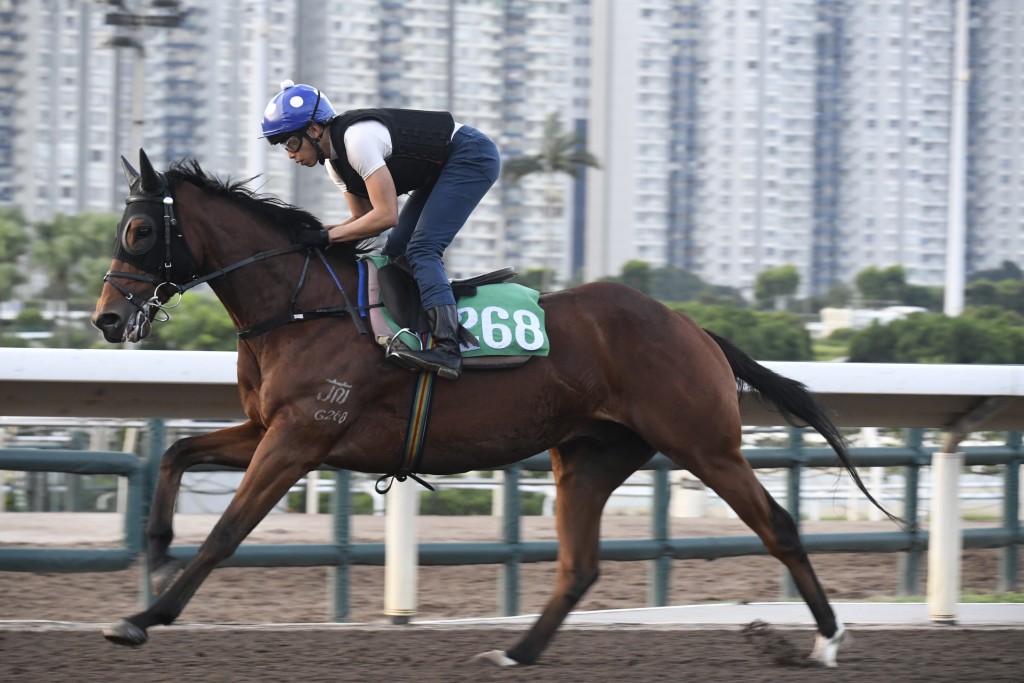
[261,79,336,140]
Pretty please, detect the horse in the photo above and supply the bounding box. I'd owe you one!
[92,150,892,668]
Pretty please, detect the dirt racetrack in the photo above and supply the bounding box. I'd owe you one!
[2,514,1022,681]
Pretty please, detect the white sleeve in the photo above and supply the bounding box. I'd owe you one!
[343,120,393,180]
[325,162,347,192]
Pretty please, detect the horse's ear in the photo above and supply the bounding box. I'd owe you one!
[120,156,140,188]
[138,148,163,194]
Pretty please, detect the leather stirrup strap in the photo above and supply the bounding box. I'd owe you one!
[376,369,437,494]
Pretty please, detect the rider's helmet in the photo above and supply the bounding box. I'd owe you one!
[261,79,336,144]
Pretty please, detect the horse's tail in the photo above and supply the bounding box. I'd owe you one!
[703,328,905,528]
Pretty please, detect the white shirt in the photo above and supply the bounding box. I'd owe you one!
[326,119,463,193]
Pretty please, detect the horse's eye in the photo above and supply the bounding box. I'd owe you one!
[121,214,158,254]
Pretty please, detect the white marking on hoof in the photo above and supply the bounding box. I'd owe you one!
[809,622,846,667]
[472,650,519,667]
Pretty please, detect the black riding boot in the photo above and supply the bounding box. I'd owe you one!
[391,304,462,380]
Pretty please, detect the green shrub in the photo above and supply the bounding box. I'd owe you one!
[419,488,491,515]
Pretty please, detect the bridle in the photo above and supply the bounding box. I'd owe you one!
[104,171,365,341]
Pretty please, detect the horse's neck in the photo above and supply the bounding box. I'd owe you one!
[181,198,355,335]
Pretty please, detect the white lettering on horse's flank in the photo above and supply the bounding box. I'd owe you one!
[314,409,349,424]
[317,379,353,404]
[313,379,354,425]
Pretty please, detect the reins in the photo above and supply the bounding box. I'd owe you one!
[235,247,371,340]
[105,172,373,340]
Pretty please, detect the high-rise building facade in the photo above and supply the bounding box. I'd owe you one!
[966,0,1024,276]
[836,0,953,290]
[688,0,820,296]
[2,1,1022,297]
[585,0,677,281]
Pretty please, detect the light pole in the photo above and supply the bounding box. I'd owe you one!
[943,0,969,316]
[102,1,185,157]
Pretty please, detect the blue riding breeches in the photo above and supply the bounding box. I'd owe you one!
[381,125,500,309]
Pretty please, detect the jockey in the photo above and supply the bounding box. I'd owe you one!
[261,80,500,380]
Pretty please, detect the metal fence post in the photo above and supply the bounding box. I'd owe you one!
[899,429,924,596]
[141,418,165,608]
[330,469,352,621]
[1000,432,1021,593]
[501,464,522,616]
[649,465,670,606]
[782,428,804,599]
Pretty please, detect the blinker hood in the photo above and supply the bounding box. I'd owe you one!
[114,150,199,283]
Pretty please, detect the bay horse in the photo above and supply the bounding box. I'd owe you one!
[93,150,890,667]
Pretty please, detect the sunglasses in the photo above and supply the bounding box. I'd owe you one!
[284,134,304,153]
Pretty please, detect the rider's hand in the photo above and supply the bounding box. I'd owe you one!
[297,228,330,249]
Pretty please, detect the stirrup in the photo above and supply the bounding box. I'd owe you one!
[384,328,424,372]
[390,346,462,380]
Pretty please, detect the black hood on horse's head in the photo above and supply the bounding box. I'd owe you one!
[138,149,164,194]
[121,155,141,187]
[113,149,200,283]
[121,149,165,197]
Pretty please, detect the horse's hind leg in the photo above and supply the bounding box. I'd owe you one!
[681,447,845,667]
[477,427,654,666]
[104,427,317,646]
[146,422,262,594]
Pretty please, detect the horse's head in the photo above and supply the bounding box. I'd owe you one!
[92,149,200,343]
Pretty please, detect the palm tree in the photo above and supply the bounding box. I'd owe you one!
[30,212,118,347]
[502,112,600,290]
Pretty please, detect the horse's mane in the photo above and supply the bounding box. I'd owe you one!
[165,158,369,260]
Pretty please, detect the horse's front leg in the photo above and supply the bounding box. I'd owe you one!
[104,425,321,646]
[146,421,263,594]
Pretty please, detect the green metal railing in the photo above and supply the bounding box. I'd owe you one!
[1,423,1020,620]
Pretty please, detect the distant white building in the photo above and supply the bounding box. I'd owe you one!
[811,305,929,339]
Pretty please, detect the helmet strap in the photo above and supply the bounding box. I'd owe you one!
[304,125,327,166]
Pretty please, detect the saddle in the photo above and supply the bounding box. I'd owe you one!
[361,256,543,369]
[378,255,515,335]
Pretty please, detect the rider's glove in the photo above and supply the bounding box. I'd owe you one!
[297,228,330,249]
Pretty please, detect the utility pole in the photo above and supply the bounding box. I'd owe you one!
[943,0,969,316]
[102,1,186,157]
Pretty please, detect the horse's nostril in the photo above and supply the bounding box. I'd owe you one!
[93,312,122,331]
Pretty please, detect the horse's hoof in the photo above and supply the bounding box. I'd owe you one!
[151,557,185,595]
[103,619,149,647]
[472,650,519,667]
[809,623,846,667]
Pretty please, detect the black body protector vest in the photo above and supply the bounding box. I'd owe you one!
[329,109,455,198]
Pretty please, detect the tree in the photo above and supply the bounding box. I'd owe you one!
[754,264,800,310]
[502,111,600,290]
[616,260,652,294]
[967,278,1024,315]
[854,265,907,305]
[31,213,118,303]
[145,292,238,351]
[0,207,30,342]
[853,264,941,311]
[805,282,852,313]
[502,111,601,185]
[649,266,706,302]
[511,267,556,291]
[30,212,119,347]
[599,261,744,306]
[669,302,813,360]
[969,260,1022,283]
[848,313,1024,364]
